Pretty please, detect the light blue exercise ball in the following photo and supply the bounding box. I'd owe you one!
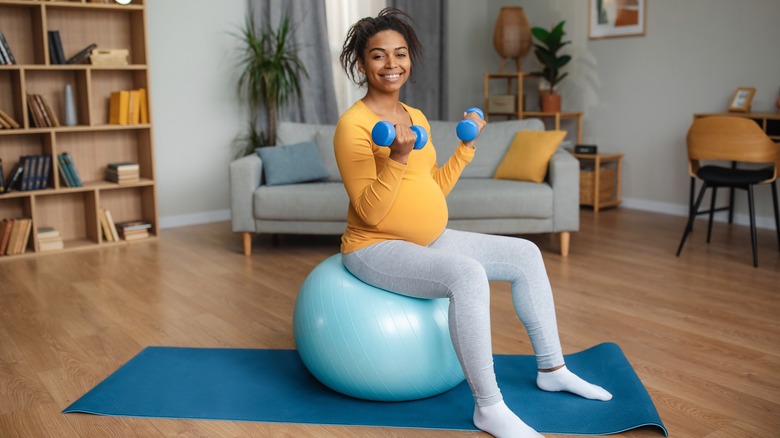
[293,254,465,401]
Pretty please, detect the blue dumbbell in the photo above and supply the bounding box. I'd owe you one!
[372,121,428,150]
[456,107,485,142]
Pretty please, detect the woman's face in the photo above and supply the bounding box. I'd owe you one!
[359,30,410,93]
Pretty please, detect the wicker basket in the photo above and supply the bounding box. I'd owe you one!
[580,167,615,205]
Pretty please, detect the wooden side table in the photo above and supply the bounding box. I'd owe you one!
[574,153,623,213]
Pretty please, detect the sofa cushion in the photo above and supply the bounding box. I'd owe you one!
[254,182,348,221]
[256,142,330,186]
[446,178,553,220]
[431,118,546,179]
[315,128,341,182]
[494,130,566,183]
[277,122,341,182]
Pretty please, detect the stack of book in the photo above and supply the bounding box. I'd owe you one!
[116,220,151,241]
[57,152,83,188]
[105,162,140,184]
[108,88,148,125]
[36,226,64,252]
[0,218,32,256]
[27,94,60,128]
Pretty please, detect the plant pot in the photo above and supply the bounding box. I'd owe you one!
[540,91,562,113]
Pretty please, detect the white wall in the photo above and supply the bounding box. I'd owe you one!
[148,0,780,229]
[147,0,246,228]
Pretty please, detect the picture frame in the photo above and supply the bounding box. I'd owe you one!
[728,87,755,113]
[589,0,647,39]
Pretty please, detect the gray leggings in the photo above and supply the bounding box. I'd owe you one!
[342,228,564,407]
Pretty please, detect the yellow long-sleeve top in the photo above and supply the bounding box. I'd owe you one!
[335,100,474,253]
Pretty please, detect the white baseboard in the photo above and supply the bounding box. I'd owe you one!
[622,197,777,230]
[159,209,231,229]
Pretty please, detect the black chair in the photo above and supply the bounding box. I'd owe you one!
[676,116,780,267]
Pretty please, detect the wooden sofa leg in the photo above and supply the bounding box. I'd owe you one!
[243,232,252,256]
[560,232,570,257]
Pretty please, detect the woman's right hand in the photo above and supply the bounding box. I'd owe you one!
[388,124,416,164]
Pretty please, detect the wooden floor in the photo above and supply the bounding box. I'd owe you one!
[1,208,778,438]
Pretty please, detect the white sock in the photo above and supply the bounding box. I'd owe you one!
[473,401,544,438]
[536,365,612,401]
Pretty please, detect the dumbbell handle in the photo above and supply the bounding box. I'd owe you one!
[372,121,428,150]
[456,107,485,142]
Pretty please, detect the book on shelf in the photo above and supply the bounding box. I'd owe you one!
[3,217,32,256]
[0,108,20,129]
[48,30,66,65]
[116,220,151,241]
[27,94,59,128]
[12,155,52,192]
[37,95,60,127]
[0,158,4,193]
[108,88,148,125]
[3,161,23,193]
[66,43,97,65]
[57,152,82,188]
[138,88,148,123]
[98,208,114,242]
[36,226,63,252]
[109,91,129,125]
[104,209,120,242]
[105,162,140,184]
[0,218,12,255]
[0,31,16,65]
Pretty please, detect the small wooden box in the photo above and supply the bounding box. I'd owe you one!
[488,95,516,114]
[90,49,129,66]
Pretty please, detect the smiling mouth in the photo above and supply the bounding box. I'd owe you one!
[382,73,403,80]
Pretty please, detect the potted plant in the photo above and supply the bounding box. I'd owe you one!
[233,8,308,157]
[530,20,571,113]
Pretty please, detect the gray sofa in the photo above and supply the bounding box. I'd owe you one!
[230,118,579,256]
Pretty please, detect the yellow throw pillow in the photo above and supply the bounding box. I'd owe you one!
[493,130,567,183]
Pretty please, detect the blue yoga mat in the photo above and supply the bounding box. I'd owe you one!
[64,342,667,436]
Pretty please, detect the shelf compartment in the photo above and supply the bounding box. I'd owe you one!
[0,2,44,65]
[24,69,89,128]
[0,69,24,127]
[55,129,152,183]
[44,6,147,65]
[90,69,148,126]
[34,189,98,245]
[0,132,53,181]
[99,185,155,235]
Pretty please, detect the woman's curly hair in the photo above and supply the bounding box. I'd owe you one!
[339,7,423,87]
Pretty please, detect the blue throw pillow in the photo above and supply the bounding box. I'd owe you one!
[256,141,330,186]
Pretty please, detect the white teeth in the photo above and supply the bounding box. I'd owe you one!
[384,74,401,79]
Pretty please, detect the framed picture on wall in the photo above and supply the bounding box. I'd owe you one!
[728,87,756,113]
[589,0,647,39]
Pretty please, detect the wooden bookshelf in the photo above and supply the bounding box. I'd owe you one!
[0,0,157,259]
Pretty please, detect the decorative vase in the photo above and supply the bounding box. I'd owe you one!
[64,84,77,126]
[493,7,532,72]
[540,91,562,113]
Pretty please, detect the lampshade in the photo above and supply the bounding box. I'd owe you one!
[493,7,532,72]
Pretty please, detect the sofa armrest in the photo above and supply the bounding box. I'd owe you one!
[229,154,263,232]
[548,148,580,232]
